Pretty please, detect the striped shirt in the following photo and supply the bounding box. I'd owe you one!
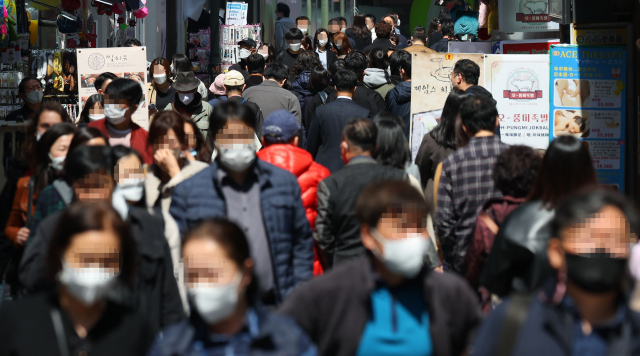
[436,135,507,272]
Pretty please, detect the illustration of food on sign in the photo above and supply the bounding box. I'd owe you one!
[430,58,453,83]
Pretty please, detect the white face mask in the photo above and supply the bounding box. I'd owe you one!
[170,64,175,75]
[239,48,252,59]
[217,143,257,172]
[289,43,302,51]
[25,90,44,104]
[300,28,308,35]
[48,153,66,171]
[397,19,401,26]
[58,263,118,306]
[179,92,196,105]
[36,131,43,141]
[114,178,144,202]
[153,74,168,84]
[260,53,269,59]
[104,104,128,125]
[190,273,243,324]
[88,113,105,121]
[318,39,328,47]
[370,228,428,278]
[335,43,343,50]
[341,27,347,33]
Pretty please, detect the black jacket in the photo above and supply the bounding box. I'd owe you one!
[19,207,184,333]
[345,28,372,51]
[363,38,397,53]
[480,201,555,297]
[427,30,444,49]
[385,81,412,139]
[315,156,407,266]
[305,98,370,173]
[431,38,451,52]
[0,292,156,356]
[279,255,483,356]
[465,85,501,138]
[226,95,265,137]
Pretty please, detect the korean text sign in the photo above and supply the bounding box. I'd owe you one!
[485,54,550,149]
[549,45,626,191]
[226,3,248,26]
[77,47,149,129]
[498,0,559,33]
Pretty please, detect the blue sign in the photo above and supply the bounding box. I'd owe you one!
[549,45,626,191]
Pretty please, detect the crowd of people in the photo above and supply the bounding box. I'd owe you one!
[0,4,639,356]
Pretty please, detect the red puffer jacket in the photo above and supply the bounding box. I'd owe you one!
[258,144,331,276]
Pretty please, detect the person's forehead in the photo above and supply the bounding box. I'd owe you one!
[563,205,636,242]
[222,122,252,133]
[298,19,309,25]
[25,79,41,88]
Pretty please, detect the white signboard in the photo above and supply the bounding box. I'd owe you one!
[498,0,559,33]
[226,2,248,26]
[485,54,550,149]
[448,41,493,54]
[77,47,149,129]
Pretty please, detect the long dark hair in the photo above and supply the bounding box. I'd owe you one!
[308,66,330,93]
[172,53,193,73]
[68,127,109,154]
[26,102,72,163]
[430,89,468,150]
[183,219,259,304]
[351,13,370,38]
[331,32,354,56]
[77,94,104,124]
[373,119,411,169]
[184,117,212,163]
[291,50,322,78]
[260,43,277,64]
[313,28,333,51]
[34,123,77,196]
[528,136,599,207]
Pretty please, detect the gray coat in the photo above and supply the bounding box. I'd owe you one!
[242,80,302,123]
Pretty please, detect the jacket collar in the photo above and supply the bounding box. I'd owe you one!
[211,159,273,190]
[346,155,376,166]
[260,80,282,88]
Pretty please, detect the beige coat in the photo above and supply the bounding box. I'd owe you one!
[145,160,209,213]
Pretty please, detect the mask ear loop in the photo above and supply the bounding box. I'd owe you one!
[549,269,567,305]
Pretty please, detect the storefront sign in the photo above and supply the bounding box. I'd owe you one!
[226,2,248,26]
[498,0,559,32]
[1,47,20,64]
[571,27,626,46]
[500,39,560,55]
[485,54,550,149]
[549,45,626,190]
[410,52,484,149]
[77,47,149,129]
[448,41,493,54]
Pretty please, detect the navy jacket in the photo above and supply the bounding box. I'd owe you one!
[385,81,412,139]
[147,304,317,356]
[169,159,314,304]
[474,293,640,356]
[305,98,370,173]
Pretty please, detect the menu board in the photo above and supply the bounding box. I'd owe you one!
[549,45,626,191]
[485,54,550,149]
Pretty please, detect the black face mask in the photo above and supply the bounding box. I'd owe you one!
[565,252,627,294]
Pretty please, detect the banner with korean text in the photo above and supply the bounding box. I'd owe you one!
[77,47,149,129]
[549,45,626,191]
[498,0,559,33]
[484,54,550,149]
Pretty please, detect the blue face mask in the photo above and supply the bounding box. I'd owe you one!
[190,149,198,157]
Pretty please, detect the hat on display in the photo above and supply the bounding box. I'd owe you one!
[263,110,300,144]
[173,71,201,92]
[223,70,245,86]
[210,74,226,95]
[238,38,257,48]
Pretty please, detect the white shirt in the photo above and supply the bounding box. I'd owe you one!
[371,28,377,41]
[337,95,352,100]
[316,48,328,69]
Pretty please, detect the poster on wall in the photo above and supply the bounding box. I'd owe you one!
[549,44,626,191]
[500,39,560,55]
[226,2,248,26]
[410,52,484,148]
[498,0,559,33]
[485,54,550,150]
[77,47,149,129]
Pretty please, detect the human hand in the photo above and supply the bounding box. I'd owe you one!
[16,227,30,246]
[154,149,181,178]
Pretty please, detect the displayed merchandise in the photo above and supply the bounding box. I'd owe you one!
[188,29,212,90]
[219,24,261,72]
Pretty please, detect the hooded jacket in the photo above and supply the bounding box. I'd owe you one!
[292,71,316,132]
[363,68,395,99]
[385,81,412,139]
[165,92,213,139]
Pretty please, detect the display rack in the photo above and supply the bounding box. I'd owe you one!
[220,24,261,72]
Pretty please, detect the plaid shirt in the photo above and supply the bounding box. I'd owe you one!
[27,184,67,245]
[436,135,507,272]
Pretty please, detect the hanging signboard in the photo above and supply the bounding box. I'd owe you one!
[1,47,20,64]
[570,25,627,46]
[226,2,248,26]
[484,54,550,149]
[549,44,626,191]
[500,39,560,54]
[410,52,484,157]
[77,47,149,129]
[498,0,560,33]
